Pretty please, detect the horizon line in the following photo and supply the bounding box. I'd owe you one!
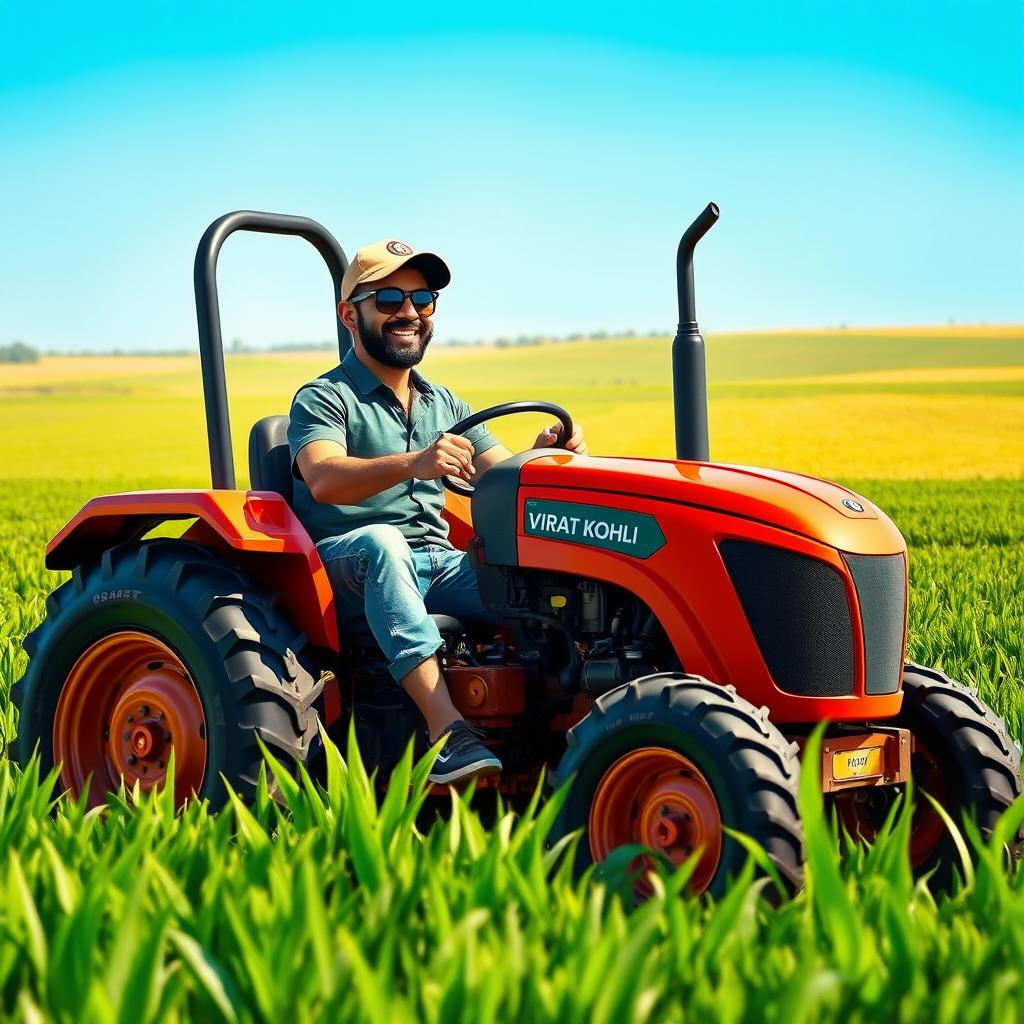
[12,321,1022,357]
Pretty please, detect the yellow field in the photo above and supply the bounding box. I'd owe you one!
[720,323,1024,338]
[1,354,199,389]
[708,394,1022,478]
[1,328,1021,483]
[741,366,1024,386]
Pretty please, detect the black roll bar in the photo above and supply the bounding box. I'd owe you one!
[193,211,351,490]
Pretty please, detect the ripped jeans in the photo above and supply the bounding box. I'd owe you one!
[317,523,501,684]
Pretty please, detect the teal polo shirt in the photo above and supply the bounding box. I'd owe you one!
[287,349,500,548]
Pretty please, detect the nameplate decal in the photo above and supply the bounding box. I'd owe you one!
[523,499,666,559]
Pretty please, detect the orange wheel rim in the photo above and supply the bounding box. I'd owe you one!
[589,746,723,895]
[53,630,207,808]
[907,740,947,866]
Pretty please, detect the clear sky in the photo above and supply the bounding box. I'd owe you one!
[1,1,1021,352]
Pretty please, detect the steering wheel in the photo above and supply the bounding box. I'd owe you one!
[443,400,574,496]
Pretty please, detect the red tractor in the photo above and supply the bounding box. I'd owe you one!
[13,206,1023,896]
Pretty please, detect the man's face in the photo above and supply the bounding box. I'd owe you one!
[347,266,435,370]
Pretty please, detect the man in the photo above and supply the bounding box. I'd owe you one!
[288,239,587,784]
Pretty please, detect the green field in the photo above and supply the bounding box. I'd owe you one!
[1,328,1022,1021]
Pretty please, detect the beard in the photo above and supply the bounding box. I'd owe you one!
[357,307,433,369]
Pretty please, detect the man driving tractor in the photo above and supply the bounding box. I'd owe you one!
[287,240,588,784]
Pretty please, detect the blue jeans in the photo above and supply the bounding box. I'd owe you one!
[317,524,501,684]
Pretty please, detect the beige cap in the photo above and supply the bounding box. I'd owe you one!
[340,239,451,300]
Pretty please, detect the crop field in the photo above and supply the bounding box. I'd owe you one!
[0,326,1022,1021]
[3,325,1023,481]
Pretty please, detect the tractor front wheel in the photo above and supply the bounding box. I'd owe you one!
[832,662,1024,889]
[12,540,323,810]
[549,674,804,899]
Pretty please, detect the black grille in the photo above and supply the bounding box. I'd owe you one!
[721,540,854,697]
[843,553,906,695]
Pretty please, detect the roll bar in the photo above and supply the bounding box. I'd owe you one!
[193,211,351,490]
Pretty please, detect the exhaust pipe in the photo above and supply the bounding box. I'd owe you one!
[672,202,719,461]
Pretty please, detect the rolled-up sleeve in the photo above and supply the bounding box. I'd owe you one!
[288,383,348,480]
[450,393,501,457]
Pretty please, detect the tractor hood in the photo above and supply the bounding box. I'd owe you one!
[517,454,905,555]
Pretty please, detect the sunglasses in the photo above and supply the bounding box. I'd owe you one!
[349,288,439,316]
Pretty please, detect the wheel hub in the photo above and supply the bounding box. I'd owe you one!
[589,746,723,895]
[130,723,159,758]
[53,630,207,808]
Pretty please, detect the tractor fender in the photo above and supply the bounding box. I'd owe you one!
[45,489,339,651]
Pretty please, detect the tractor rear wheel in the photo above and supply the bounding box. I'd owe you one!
[832,662,1024,890]
[12,540,323,810]
[549,674,804,899]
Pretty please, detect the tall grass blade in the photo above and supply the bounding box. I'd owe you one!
[8,849,47,977]
[922,790,975,889]
[798,724,865,976]
[167,929,240,1024]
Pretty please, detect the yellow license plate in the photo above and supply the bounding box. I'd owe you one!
[832,746,883,781]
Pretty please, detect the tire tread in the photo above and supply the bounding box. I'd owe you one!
[552,672,805,896]
[13,538,323,807]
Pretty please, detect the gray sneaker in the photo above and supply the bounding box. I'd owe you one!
[428,721,502,784]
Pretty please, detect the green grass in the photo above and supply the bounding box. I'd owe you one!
[1,478,1022,1020]
[0,719,1021,1022]
[704,329,1024,380]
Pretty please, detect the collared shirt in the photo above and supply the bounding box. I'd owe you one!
[287,348,500,548]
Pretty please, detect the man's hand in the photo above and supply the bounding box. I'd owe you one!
[412,432,476,482]
[533,422,589,455]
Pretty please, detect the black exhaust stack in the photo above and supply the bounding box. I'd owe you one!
[673,202,719,461]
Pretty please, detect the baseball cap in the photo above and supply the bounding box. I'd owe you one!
[340,239,451,300]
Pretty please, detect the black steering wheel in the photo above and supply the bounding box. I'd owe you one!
[443,400,574,496]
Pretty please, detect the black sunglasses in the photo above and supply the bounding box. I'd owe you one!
[349,288,439,316]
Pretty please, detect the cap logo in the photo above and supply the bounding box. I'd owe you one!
[387,240,413,256]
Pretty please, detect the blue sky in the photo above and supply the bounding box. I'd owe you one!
[1,1,1021,352]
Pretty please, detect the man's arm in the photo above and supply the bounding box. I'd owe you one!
[298,440,416,505]
[298,435,476,505]
[472,422,589,477]
[472,443,514,476]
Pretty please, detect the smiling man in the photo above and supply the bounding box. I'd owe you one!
[287,239,587,784]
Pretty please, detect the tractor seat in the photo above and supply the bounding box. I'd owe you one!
[430,613,471,636]
[345,614,473,649]
[249,415,293,506]
[342,614,477,666]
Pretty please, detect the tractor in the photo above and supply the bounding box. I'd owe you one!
[12,205,1023,897]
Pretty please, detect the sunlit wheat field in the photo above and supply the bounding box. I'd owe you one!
[2,326,1021,481]
[0,327,1022,1022]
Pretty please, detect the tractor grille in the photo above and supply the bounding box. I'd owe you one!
[843,553,906,695]
[720,540,855,697]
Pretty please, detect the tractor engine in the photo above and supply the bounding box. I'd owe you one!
[443,570,668,722]
[444,665,526,729]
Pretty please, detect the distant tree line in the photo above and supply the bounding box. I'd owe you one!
[250,331,659,351]
[449,329,657,349]
[0,341,39,363]
[30,330,668,357]
[39,347,194,357]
